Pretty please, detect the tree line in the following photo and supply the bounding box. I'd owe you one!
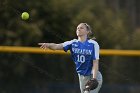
[0,0,140,92]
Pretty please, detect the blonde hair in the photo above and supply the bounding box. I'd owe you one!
[80,23,96,40]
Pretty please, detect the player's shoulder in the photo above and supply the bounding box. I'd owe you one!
[70,39,78,43]
[88,39,99,45]
[63,39,78,46]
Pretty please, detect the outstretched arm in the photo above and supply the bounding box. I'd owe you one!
[38,43,63,50]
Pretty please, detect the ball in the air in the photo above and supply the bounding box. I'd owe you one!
[21,12,29,20]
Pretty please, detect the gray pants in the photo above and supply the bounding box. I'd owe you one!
[78,72,103,93]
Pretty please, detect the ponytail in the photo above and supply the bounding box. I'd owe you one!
[81,23,96,40]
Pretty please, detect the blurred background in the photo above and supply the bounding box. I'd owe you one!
[0,0,140,93]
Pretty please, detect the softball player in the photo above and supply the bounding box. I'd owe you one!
[38,23,103,93]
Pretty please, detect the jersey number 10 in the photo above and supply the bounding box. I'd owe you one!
[77,55,85,63]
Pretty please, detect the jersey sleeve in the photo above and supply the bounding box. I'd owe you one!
[92,41,100,60]
[62,40,74,52]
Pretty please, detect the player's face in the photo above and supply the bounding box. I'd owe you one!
[76,24,89,37]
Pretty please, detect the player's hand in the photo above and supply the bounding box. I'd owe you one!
[38,43,49,50]
[84,78,98,91]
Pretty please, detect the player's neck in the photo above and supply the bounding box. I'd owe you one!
[78,36,87,42]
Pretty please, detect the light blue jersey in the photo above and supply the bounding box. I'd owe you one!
[62,39,100,76]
